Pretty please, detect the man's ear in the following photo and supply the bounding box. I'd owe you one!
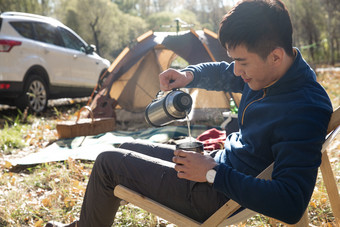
[271,48,284,65]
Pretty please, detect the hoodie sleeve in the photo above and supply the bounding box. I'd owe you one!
[181,61,244,93]
[212,105,332,224]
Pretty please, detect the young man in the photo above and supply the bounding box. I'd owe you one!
[47,0,332,226]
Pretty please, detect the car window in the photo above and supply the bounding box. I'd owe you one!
[33,22,62,46]
[10,21,35,39]
[59,27,86,52]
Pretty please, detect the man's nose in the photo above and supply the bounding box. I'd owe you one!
[233,61,243,77]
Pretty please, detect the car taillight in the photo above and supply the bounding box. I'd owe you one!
[0,39,22,52]
[0,83,10,89]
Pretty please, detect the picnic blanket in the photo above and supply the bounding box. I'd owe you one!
[12,125,216,165]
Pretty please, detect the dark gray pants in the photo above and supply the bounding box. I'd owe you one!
[78,141,229,227]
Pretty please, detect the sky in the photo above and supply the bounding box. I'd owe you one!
[223,0,238,6]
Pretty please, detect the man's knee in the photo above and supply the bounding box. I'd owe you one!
[94,149,128,169]
[96,151,113,164]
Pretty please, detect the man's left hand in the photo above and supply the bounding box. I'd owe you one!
[173,149,217,182]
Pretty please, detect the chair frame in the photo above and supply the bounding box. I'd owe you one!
[114,107,340,226]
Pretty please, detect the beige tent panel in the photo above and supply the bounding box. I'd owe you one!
[155,45,177,71]
[110,80,127,100]
[109,52,145,100]
[116,50,162,112]
[190,89,229,109]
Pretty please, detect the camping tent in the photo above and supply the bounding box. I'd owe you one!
[89,29,241,123]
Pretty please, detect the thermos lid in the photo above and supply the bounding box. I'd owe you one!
[173,92,192,112]
[164,90,192,118]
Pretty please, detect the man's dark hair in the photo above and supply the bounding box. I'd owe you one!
[219,0,294,59]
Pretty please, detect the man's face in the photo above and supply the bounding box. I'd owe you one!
[227,45,278,91]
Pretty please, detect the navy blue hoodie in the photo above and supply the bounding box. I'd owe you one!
[183,49,333,224]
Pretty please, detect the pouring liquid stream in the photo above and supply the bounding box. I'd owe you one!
[186,111,192,143]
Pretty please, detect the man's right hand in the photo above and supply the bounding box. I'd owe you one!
[159,69,194,91]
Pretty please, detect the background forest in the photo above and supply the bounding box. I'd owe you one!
[1,0,339,66]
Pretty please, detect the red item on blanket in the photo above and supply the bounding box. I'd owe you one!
[196,128,226,151]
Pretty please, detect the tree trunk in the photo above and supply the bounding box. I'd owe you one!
[89,16,101,56]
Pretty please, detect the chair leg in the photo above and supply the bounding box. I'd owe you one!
[320,151,340,224]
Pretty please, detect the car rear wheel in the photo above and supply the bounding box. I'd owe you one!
[16,75,48,113]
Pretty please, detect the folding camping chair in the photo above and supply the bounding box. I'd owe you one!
[114,106,340,226]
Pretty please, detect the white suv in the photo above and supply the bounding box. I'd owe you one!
[0,12,110,112]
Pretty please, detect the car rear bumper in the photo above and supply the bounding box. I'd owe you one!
[0,81,23,100]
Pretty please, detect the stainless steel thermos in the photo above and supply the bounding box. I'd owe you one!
[145,90,193,127]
